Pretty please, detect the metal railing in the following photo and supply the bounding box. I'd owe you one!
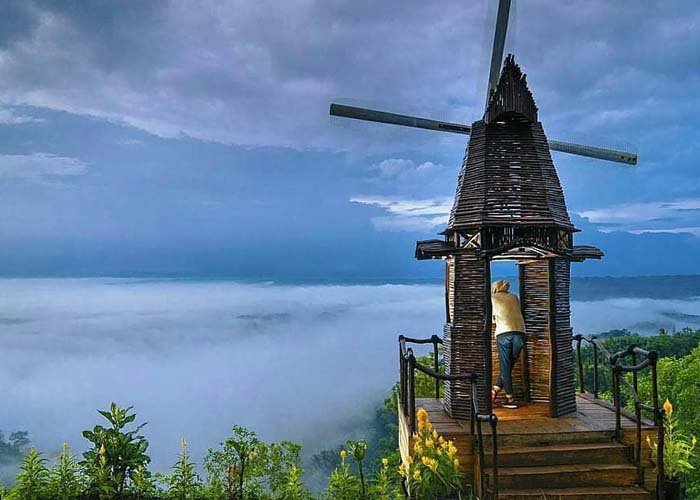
[398,335,499,499]
[574,335,665,500]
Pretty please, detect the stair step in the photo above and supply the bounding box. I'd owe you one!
[487,442,632,467]
[488,463,638,489]
[497,485,652,499]
[486,430,616,448]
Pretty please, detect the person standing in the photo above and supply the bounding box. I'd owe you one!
[491,280,526,409]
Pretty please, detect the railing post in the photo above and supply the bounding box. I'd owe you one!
[613,364,622,442]
[490,415,499,500]
[635,402,643,484]
[399,336,407,416]
[631,347,639,395]
[408,351,416,435]
[657,408,665,500]
[575,335,584,393]
[650,351,660,426]
[432,335,440,399]
[592,338,599,399]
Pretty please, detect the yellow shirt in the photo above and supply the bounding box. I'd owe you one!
[492,291,526,336]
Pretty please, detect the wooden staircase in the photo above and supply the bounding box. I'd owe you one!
[485,430,653,499]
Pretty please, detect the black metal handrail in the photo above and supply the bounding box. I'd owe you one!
[574,335,665,500]
[398,335,499,499]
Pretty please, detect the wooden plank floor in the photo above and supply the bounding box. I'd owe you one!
[413,393,656,436]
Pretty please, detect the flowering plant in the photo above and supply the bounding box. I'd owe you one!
[400,408,463,499]
[648,399,697,480]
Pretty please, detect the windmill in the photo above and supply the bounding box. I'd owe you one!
[329,0,638,166]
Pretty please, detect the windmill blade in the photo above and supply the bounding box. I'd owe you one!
[329,103,471,135]
[329,103,637,165]
[548,140,637,165]
[486,0,512,109]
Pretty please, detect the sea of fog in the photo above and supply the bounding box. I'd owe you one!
[1,277,700,478]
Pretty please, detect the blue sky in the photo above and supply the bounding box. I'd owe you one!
[0,0,698,279]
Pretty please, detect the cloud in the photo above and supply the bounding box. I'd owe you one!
[578,199,700,237]
[0,153,87,180]
[371,158,446,181]
[350,195,451,231]
[2,1,695,154]
[0,107,45,124]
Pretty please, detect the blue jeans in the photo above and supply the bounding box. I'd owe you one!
[496,332,524,396]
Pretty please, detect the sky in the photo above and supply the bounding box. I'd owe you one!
[0,0,699,279]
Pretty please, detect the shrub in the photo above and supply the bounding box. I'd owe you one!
[81,403,152,499]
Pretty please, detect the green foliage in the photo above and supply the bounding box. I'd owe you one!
[648,400,697,480]
[402,409,462,500]
[369,459,401,500]
[346,440,368,497]
[204,425,265,499]
[7,447,48,500]
[47,443,84,500]
[81,402,152,499]
[322,450,361,500]
[163,439,202,499]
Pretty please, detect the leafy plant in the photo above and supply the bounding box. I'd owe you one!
[165,438,202,499]
[370,458,400,500]
[47,443,83,500]
[648,399,697,480]
[346,440,368,497]
[81,402,151,499]
[204,425,266,499]
[400,408,462,500]
[8,447,48,500]
[323,449,361,500]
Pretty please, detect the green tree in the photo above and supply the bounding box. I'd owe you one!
[81,402,151,499]
[204,425,266,500]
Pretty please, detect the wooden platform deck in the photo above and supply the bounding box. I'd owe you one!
[399,393,658,499]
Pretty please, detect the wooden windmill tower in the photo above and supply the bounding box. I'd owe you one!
[330,0,636,419]
[330,3,671,498]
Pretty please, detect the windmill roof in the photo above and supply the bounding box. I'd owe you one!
[446,55,574,233]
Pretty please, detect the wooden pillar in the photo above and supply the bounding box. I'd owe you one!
[519,260,552,404]
[550,258,576,416]
[443,250,491,418]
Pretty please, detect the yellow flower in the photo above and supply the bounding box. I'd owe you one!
[437,448,443,456]
[425,438,434,448]
[382,458,389,467]
[417,408,431,431]
[413,443,423,455]
[664,399,673,417]
[422,457,438,472]
[413,469,421,481]
[406,455,414,465]
[340,449,347,463]
[432,429,438,439]
[447,442,457,457]
[453,458,460,471]
[398,463,407,477]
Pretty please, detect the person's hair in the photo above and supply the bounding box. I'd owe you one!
[491,280,510,294]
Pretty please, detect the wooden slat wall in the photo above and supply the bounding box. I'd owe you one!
[519,260,551,403]
[551,258,577,416]
[444,250,491,418]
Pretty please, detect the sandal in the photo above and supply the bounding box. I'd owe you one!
[502,396,518,409]
[491,387,502,404]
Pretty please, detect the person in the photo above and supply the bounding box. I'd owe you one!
[491,280,526,409]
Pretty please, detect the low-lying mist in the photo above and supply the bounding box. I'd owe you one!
[1,277,699,479]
